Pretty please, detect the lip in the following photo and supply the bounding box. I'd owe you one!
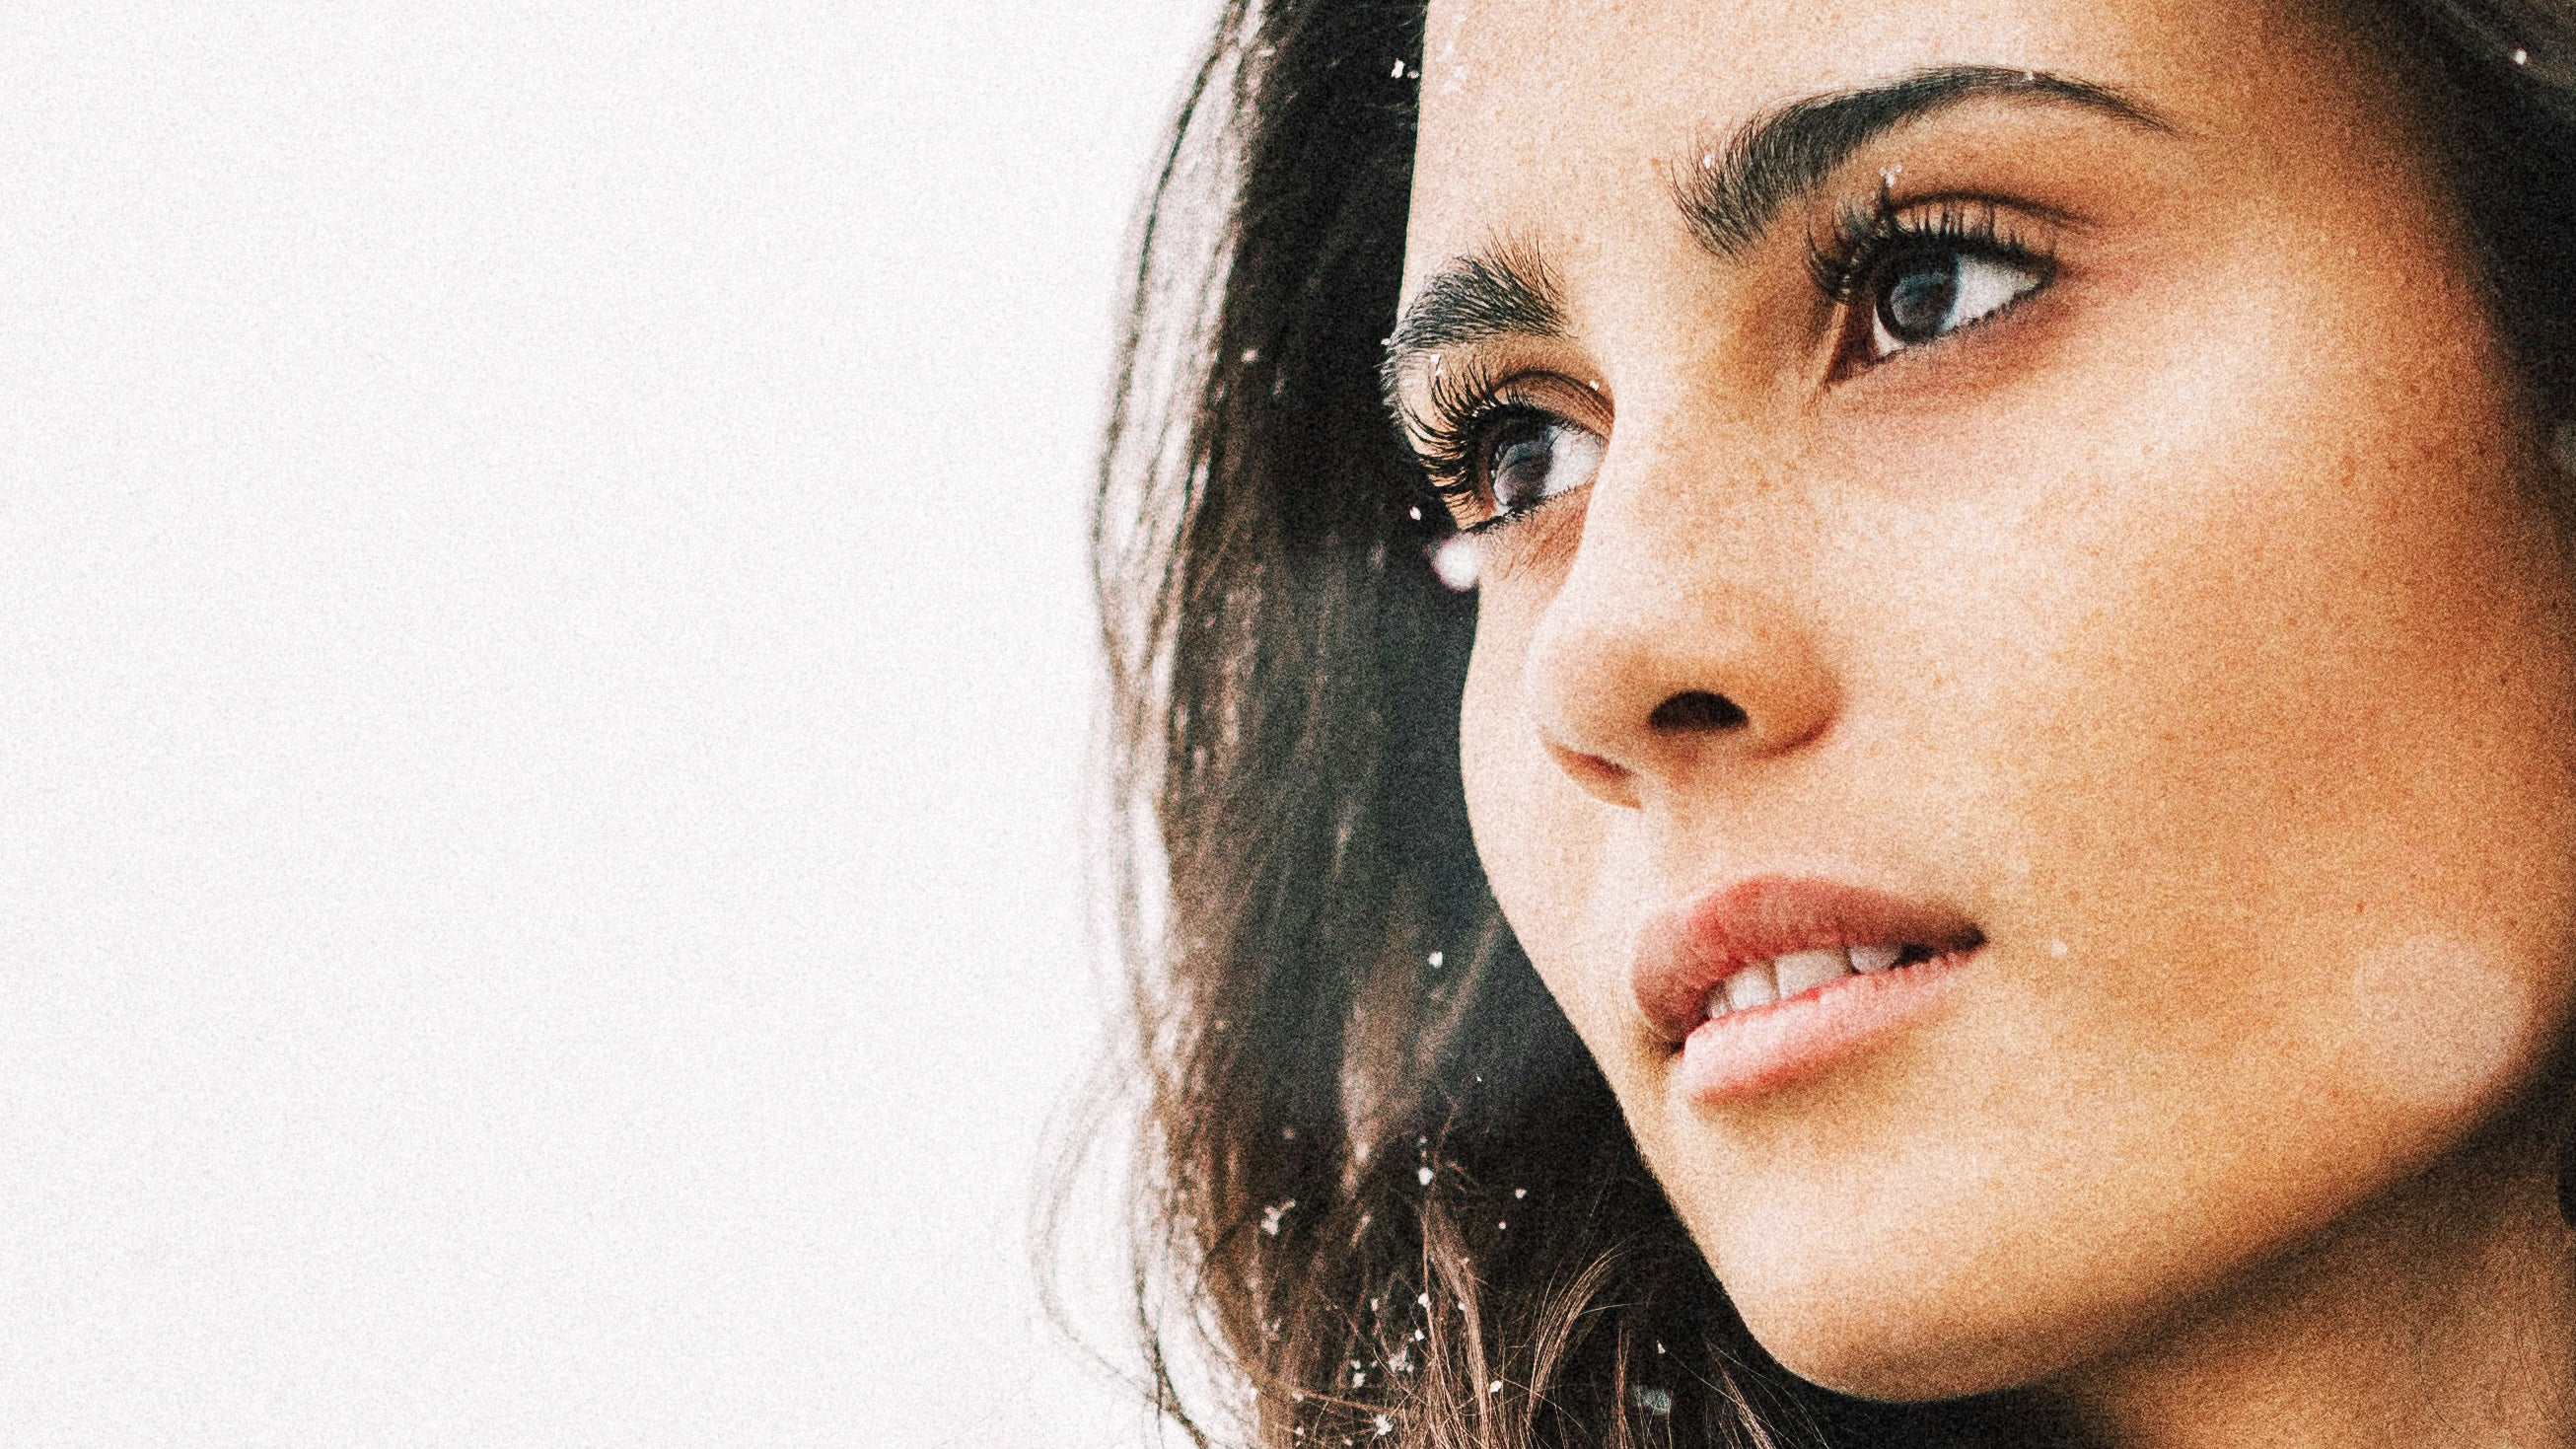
[1630,874,1985,1102]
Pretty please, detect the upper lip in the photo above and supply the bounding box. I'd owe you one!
[1629,874,1985,1044]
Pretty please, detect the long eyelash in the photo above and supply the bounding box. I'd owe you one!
[1399,356,1527,504]
[1804,188,2054,308]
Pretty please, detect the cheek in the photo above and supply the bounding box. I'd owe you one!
[1664,273,2576,1394]
[1458,601,1551,932]
[2347,936,2556,1123]
[1457,594,1617,1023]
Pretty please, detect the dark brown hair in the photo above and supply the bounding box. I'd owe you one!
[1082,3,2576,1445]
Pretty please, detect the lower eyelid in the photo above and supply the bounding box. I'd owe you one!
[1468,488,1588,582]
[1851,270,2060,380]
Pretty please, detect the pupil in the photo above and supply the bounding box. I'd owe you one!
[1881,254,1961,341]
[1490,420,1556,511]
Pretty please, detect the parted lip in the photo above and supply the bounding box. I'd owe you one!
[1629,874,1986,1045]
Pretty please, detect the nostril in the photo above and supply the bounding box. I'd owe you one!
[1648,690,1749,733]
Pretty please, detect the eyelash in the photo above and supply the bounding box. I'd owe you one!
[1805,189,2055,320]
[1396,191,2056,533]
[1404,357,1538,532]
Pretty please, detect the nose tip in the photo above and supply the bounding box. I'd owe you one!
[1539,687,1765,804]
[1525,605,1836,809]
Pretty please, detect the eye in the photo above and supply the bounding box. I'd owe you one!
[1396,364,1610,533]
[1809,195,2058,375]
[1863,246,2048,361]
[1474,408,1606,523]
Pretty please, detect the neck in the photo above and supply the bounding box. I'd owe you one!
[2046,1116,2576,1449]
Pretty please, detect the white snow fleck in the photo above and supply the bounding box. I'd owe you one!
[1431,535,1480,592]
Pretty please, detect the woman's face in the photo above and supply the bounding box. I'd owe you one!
[1399,0,2576,1400]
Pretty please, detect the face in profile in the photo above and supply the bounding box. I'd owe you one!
[1393,0,2576,1413]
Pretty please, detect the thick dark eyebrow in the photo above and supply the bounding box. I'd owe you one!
[1380,242,1564,408]
[1383,66,2173,398]
[1675,64,2175,256]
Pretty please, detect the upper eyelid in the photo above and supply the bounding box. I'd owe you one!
[1394,187,2071,444]
[1818,190,2071,255]
[1400,364,1598,445]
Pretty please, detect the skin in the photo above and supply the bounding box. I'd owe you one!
[1396,0,2576,1442]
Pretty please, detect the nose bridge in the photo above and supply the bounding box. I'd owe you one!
[1520,418,1838,806]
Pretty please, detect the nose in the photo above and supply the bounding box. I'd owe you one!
[1520,497,1839,810]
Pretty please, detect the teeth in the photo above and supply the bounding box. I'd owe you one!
[1724,961,1779,1012]
[1703,944,1911,1021]
[1848,944,1901,975]
[1773,948,1853,998]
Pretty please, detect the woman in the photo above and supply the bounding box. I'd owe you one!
[1090,0,2576,1442]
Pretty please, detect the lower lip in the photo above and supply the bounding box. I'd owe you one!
[1672,949,1976,1103]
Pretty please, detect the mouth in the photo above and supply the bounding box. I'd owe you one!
[1700,941,1952,1017]
[1630,875,1987,1102]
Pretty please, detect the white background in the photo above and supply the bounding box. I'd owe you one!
[1,2,1217,1444]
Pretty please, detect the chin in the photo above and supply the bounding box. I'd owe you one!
[1709,1238,2119,1405]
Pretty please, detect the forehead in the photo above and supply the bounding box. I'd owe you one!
[1404,0,2272,293]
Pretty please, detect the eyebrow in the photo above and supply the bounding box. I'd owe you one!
[1676,64,2173,256]
[1384,65,2174,393]
[1380,241,1565,407]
